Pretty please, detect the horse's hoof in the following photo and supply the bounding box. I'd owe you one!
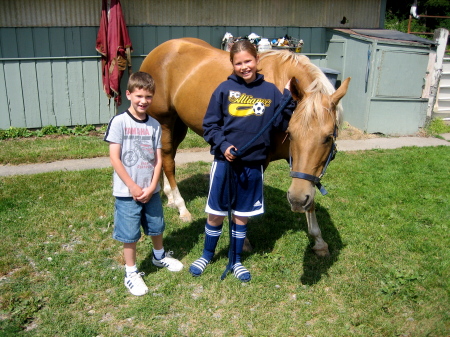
[179,213,192,222]
[243,238,253,252]
[313,248,330,257]
[167,202,177,209]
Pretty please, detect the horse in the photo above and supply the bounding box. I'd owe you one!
[140,38,350,256]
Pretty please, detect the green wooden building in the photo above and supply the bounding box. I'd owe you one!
[326,29,436,135]
[1,0,442,135]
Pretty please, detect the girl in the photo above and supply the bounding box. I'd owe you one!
[189,40,295,282]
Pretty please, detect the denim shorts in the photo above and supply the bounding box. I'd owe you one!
[113,193,165,243]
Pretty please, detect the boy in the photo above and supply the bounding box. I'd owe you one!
[104,71,183,296]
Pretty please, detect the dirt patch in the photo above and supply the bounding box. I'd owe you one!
[337,122,429,140]
[178,146,210,153]
[337,122,380,140]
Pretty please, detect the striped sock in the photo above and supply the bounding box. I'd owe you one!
[189,223,222,276]
[231,223,251,282]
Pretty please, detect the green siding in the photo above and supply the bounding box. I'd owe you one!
[0,27,117,129]
[0,26,327,129]
[0,0,385,29]
[0,65,9,129]
[367,99,428,134]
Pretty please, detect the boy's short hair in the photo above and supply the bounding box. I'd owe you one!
[127,71,155,93]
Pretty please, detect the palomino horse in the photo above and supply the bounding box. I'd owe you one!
[140,38,350,256]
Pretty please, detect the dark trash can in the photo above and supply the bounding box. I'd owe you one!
[320,67,340,88]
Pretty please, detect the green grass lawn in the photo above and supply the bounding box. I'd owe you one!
[0,129,208,165]
[0,145,449,336]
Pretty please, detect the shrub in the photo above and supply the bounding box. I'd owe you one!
[424,118,450,136]
[35,125,59,137]
[0,124,106,140]
[3,127,34,138]
[0,129,8,140]
[57,125,72,135]
[72,125,94,135]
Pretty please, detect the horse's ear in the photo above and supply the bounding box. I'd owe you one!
[331,77,351,105]
[289,77,305,101]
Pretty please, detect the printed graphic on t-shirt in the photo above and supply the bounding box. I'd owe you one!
[228,90,272,117]
[122,139,155,167]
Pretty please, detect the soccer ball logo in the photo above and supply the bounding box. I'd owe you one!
[252,102,265,115]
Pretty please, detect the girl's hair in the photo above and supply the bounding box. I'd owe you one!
[229,39,258,63]
[127,71,155,93]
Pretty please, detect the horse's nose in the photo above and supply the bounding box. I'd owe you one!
[287,191,311,212]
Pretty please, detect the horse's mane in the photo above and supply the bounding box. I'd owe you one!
[259,50,343,131]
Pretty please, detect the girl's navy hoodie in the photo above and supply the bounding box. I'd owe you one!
[203,73,294,165]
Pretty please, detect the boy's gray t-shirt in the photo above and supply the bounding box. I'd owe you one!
[104,110,162,197]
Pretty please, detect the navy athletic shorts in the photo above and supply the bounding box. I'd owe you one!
[205,160,264,217]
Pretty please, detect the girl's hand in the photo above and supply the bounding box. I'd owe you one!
[224,145,237,162]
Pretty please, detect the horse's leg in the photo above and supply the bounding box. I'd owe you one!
[160,121,176,207]
[162,173,175,208]
[305,203,330,257]
[161,118,192,222]
[243,238,253,252]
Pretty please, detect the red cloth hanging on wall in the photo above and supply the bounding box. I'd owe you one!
[96,0,133,106]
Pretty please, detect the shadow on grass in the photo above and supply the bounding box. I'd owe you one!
[299,203,344,285]
[140,216,206,274]
[239,185,344,286]
[141,171,343,285]
[140,172,210,273]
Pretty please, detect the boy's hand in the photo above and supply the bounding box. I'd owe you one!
[129,184,144,201]
[135,187,154,203]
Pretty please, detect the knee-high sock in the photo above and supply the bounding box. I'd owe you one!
[231,222,251,281]
[202,222,223,261]
[231,222,247,264]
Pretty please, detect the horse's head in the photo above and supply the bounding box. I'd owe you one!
[286,75,350,212]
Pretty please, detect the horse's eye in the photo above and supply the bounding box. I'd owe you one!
[324,135,333,144]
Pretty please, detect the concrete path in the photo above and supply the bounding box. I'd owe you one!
[336,136,450,151]
[1,136,449,177]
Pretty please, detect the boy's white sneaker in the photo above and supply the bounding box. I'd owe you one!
[124,271,149,296]
[152,251,183,272]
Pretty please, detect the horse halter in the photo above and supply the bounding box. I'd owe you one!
[289,125,338,196]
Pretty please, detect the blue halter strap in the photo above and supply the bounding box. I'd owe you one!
[289,126,337,196]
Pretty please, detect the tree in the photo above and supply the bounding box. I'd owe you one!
[385,0,450,34]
